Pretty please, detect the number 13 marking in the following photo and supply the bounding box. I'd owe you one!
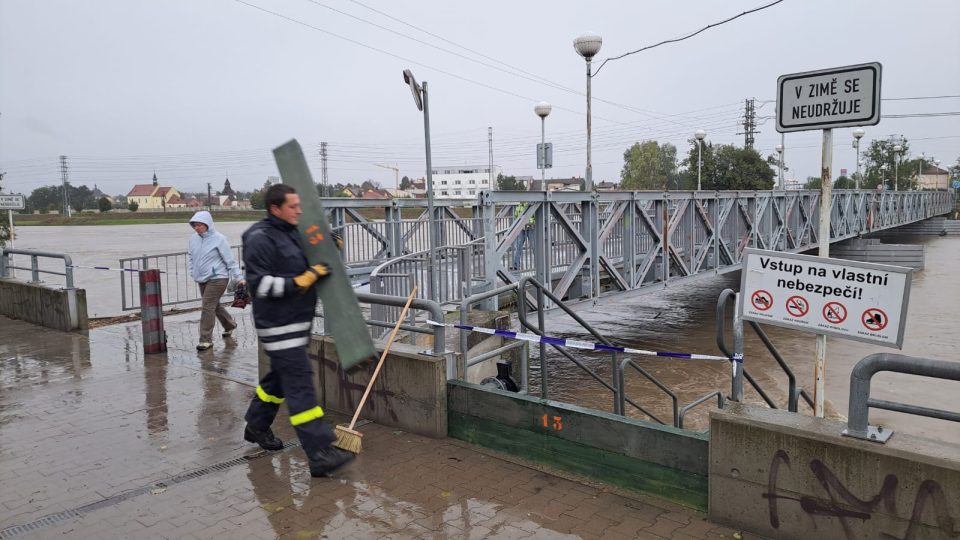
[541,414,563,431]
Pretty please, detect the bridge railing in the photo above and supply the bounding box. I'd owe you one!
[842,353,960,443]
[0,248,76,288]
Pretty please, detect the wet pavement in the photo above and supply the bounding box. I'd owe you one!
[0,312,750,540]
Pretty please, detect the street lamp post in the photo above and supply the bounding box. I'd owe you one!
[934,158,942,190]
[880,164,889,190]
[574,33,602,192]
[775,143,784,190]
[852,128,865,189]
[695,129,706,190]
[917,152,925,191]
[535,102,552,186]
[893,144,902,192]
[402,69,440,301]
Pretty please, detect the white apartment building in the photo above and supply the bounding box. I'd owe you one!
[430,165,501,199]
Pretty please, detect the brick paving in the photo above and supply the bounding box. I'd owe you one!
[0,313,760,539]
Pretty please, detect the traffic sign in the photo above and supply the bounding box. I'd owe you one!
[0,195,25,210]
[776,62,882,133]
[740,248,912,348]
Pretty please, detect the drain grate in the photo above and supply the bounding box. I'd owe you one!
[0,441,300,539]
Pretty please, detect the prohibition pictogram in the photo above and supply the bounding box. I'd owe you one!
[751,290,773,311]
[785,295,809,318]
[822,301,847,324]
[862,308,889,332]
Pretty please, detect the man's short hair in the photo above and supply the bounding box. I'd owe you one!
[265,183,297,211]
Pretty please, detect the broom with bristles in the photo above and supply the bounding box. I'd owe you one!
[334,287,418,454]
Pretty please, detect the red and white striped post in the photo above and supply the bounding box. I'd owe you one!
[139,269,166,354]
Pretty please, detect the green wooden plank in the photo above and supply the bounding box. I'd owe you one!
[449,411,708,511]
[272,140,377,369]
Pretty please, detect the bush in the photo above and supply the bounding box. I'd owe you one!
[98,197,113,213]
[128,201,139,212]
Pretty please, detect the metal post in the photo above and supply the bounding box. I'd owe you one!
[732,292,744,402]
[422,82,440,302]
[854,137,861,190]
[697,140,702,191]
[540,116,546,184]
[780,133,786,190]
[139,269,167,354]
[488,126,494,190]
[585,59,593,192]
[814,127,833,418]
[894,154,899,192]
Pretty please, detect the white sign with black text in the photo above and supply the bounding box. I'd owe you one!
[740,249,911,348]
[0,195,25,210]
[777,62,882,133]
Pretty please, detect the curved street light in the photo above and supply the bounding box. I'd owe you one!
[534,102,552,186]
[695,129,706,190]
[852,128,865,189]
[574,33,602,191]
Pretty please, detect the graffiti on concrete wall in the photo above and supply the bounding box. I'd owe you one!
[763,449,958,540]
[321,356,399,422]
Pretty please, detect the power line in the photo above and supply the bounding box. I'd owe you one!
[882,95,960,101]
[594,0,787,76]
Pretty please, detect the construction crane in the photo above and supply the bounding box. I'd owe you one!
[374,163,400,194]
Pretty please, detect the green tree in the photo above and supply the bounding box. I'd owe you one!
[496,173,526,191]
[834,175,855,189]
[620,141,678,190]
[804,177,822,190]
[250,190,265,210]
[128,201,139,212]
[682,143,774,190]
[400,176,412,190]
[862,137,922,191]
[97,197,113,212]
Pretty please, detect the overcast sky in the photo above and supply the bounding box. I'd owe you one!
[1,0,958,196]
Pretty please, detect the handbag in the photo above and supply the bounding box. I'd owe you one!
[231,282,251,309]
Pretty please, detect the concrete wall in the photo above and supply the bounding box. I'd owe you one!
[875,217,960,236]
[709,404,960,539]
[448,381,710,510]
[832,238,925,269]
[0,280,87,333]
[310,336,448,438]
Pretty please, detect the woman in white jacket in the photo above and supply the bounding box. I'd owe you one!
[187,211,244,350]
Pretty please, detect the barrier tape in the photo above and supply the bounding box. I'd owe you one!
[68,264,166,274]
[426,320,742,363]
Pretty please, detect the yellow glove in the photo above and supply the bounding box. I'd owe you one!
[293,263,330,290]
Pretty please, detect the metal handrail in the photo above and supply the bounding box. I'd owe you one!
[679,391,725,429]
[516,276,622,413]
[457,284,529,392]
[618,359,678,426]
[352,291,447,361]
[715,288,812,412]
[0,248,75,288]
[843,353,960,443]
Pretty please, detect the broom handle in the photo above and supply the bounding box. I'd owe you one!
[346,287,418,430]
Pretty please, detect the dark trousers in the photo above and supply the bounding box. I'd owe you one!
[244,346,334,459]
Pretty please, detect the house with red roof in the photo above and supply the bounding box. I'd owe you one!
[126,174,182,210]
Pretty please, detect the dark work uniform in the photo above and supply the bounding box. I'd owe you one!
[242,214,334,458]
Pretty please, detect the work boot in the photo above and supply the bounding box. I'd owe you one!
[244,426,283,451]
[309,446,355,477]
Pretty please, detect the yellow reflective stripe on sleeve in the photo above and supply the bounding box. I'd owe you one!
[256,385,284,404]
[289,406,325,426]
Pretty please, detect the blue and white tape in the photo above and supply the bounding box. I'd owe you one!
[426,320,741,363]
[68,264,165,274]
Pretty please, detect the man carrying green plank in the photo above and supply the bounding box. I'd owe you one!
[241,183,354,477]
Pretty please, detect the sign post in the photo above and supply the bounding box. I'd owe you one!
[777,62,882,417]
[0,195,25,249]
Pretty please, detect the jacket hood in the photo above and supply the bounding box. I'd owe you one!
[189,211,215,233]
